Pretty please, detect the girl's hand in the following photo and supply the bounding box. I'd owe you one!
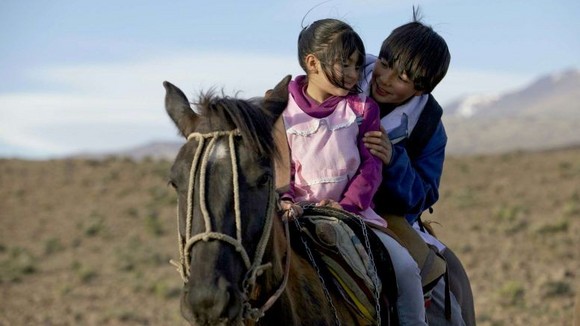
[363,126,392,165]
[316,199,343,210]
[279,199,303,221]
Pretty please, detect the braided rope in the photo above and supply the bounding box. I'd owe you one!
[170,128,282,320]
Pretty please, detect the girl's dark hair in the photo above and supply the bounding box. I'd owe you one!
[378,8,451,93]
[298,18,365,92]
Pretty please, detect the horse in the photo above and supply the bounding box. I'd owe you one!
[416,221,476,326]
[163,76,475,325]
[163,76,379,325]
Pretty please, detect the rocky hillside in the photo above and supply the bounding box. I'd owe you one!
[1,147,579,325]
[444,69,580,155]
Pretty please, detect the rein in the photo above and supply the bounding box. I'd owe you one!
[169,129,291,322]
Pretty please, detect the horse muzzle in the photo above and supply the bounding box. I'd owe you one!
[181,276,243,326]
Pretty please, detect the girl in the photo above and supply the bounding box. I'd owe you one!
[279,18,427,325]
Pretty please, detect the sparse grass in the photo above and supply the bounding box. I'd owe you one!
[562,192,580,217]
[149,186,175,207]
[0,247,36,282]
[452,187,478,209]
[44,237,65,255]
[145,210,165,236]
[457,162,470,173]
[114,236,168,272]
[151,160,172,179]
[102,309,150,324]
[541,280,573,298]
[557,160,580,178]
[494,204,523,222]
[534,219,569,235]
[71,261,98,284]
[493,204,529,234]
[125,206,140,218]
[104,169,120,182]
[497,281,525,306]
[82,211,106,237]
[1,148,578,326]
[149,279,181,299]
[14,188,26,199]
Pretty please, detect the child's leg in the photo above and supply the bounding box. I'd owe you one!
[426,276,466,326]
[372,229,427,326]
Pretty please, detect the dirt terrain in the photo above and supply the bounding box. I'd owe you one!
[1,147,578,325]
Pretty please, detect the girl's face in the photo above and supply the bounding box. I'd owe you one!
[334,51,361,92]
[306,51,360,102]
[371,57,422,105]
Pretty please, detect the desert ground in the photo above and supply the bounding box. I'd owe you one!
[1,146,578,325]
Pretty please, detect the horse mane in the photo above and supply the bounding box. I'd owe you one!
[194,91,279,159]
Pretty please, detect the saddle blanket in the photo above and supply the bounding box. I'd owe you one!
[296,207,385,324]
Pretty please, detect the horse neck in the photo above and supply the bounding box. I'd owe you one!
[252,215,296,324]
[260,215,288,293]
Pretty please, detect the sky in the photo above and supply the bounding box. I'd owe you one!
[1,0,579,159]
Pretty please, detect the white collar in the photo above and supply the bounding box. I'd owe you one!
[380,95,428,144]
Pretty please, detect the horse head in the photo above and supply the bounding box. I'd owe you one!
[164,76,290,325]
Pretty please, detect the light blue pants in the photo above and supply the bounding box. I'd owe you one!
[425,256,466,326]
[372,229,427,326]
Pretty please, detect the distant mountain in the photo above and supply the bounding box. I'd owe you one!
[443,68,580,155]
[445,68,579,119]
[116,141,182,161]
[72,141,182,161]
[94,68,580,160]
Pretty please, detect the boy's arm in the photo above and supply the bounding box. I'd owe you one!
[377,122,447,222]
[339,99,382,214]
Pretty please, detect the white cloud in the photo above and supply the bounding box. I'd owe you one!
[0,50,302,158]
[0,48,538,159]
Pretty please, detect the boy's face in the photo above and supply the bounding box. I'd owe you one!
[371,58,422,105]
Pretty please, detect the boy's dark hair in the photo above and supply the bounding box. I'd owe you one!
[378,9,451,93]
[298,18,365,92]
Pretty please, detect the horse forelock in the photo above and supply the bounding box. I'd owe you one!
[194,92,278,160]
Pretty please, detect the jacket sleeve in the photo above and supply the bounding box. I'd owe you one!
[339,99,383,214]
[377,122,447,223]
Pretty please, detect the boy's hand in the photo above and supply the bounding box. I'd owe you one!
[363,126,392,165]
[279,199,303,221]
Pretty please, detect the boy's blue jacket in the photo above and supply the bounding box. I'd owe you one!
[363,55,447,224]
[374,97,447,224]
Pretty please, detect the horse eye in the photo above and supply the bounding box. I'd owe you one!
[256,173,271,187]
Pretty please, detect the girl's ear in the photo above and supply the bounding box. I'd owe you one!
[305,54,319,74]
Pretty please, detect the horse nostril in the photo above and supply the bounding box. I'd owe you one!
[183,277,242,324]
[217,277,242,320]
[223,286,242,320]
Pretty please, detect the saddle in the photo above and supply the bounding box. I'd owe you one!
[383,215,447,296]
[290,205,398,325]
[384,214,452,320]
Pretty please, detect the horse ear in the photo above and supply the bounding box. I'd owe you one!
[264,75,291,121]
[163,81,200,138]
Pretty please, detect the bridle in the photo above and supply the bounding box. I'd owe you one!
[169,128,291,322]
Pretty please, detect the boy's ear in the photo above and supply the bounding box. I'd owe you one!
[305,54,319,74]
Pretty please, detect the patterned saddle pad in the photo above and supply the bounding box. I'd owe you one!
[290,205,398,325]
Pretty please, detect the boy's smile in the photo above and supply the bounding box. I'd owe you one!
[371,58,422,106]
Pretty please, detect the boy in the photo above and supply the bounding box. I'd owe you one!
[362,10,473,326]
